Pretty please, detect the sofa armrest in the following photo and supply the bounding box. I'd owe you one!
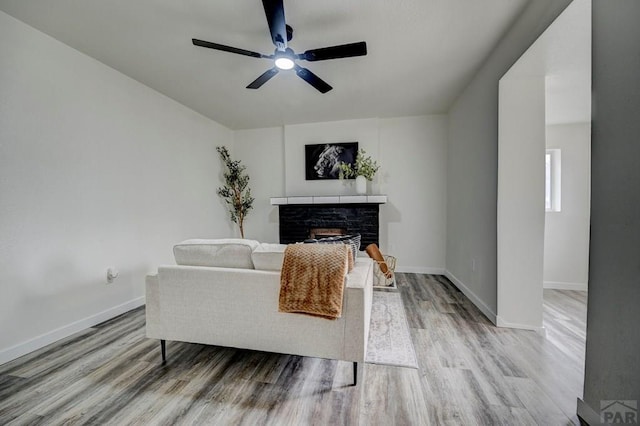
[145,274,162,339]
[343,258,374,359]
[346,258,373,289]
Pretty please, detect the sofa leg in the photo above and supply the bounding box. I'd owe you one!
[160,340,166,364]
[353,362,358,386]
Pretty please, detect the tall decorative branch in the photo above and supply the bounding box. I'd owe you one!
[216,146,254,238]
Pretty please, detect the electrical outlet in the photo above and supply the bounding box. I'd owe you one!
[471,258,476,272]
[107,267,119,284]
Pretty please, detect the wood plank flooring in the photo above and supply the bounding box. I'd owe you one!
[0,275,587,425]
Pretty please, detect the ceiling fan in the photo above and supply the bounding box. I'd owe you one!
[192,0,367,93]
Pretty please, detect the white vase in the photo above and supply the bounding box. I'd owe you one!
[355,175,367,195]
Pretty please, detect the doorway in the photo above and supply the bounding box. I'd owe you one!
[497,0,591,331]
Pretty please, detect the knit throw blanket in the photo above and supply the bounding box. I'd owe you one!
[279,244,351,320]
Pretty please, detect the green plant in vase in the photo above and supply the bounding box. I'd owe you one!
[339,149,380,194]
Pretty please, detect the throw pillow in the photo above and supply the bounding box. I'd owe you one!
[304,234,361,266]
[173,239,259,269]
[251,243,287,271]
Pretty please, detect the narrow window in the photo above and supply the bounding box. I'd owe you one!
[545,149,561,212]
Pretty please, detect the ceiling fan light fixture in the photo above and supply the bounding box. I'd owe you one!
[275,56,294,70]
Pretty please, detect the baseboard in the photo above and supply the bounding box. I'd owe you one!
[444,270,497,325]
[395,266,446,275]
[544,281,588,291]
[577,398,601,425]
[0,297,145,366]
[496,316,546,334]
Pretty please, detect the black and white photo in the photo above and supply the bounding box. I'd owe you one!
[305,142,358,180]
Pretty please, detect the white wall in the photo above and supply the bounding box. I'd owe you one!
[446,0,571,323]
[235,115,448,273]
[0,11,233,364]
[543,123,591,290]
[233,127,284,243]
[580,1,640,418]
[379,116,447,273]
[497,76,546,330]
[284,119,381,196]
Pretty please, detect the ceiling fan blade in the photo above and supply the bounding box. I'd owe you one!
[192,39,267,58]
[262,0,287,50]
[298,41,367,62]
[247,67,279,89]
[294,65,332,93]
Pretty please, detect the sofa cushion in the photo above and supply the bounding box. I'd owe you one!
[173,239,259,269]
[251,243,287,271]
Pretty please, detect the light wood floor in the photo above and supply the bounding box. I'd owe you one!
[0,275,587,425]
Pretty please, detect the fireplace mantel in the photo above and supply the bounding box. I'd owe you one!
[270,195,387,205]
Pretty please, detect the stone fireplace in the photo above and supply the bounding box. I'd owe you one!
[271,195,387,250]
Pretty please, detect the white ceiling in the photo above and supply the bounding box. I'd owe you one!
[0,0,530,130]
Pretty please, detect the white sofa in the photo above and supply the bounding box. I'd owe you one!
[145,239,373,384]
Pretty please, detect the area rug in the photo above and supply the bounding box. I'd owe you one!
[365,291,419,369]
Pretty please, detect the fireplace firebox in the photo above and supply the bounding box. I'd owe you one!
[278,204,380,249]
[309,228,348,239]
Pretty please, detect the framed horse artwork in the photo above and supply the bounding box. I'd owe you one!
[305,142,358,180]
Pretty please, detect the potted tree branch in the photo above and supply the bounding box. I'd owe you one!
[216,146,254,238]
